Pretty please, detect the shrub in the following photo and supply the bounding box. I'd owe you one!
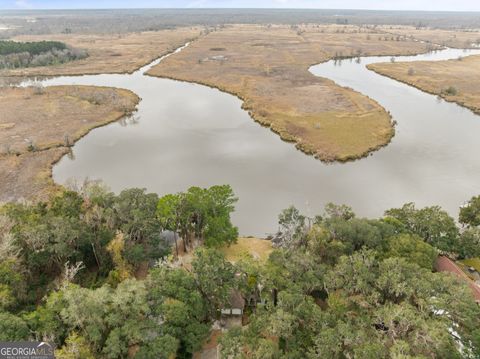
[32,84,45,95]
[442,86,458,96]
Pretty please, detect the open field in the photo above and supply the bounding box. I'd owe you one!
[220,237,273,263]
[368,54,480,115]
[0,27,201,76]
[377,25,480,48]
[149,24,433,161]
[0,85,139,202]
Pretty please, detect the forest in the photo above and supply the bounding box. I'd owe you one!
[2,9,480,37]
[0,40,87,69]
[0,182,479,358]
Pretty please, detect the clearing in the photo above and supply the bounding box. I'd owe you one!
[220,237,273,263]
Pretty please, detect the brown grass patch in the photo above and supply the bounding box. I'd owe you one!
[148,24,432,161]
[368,54,480,115]
[220,237,273,263]
[0,86,139,202]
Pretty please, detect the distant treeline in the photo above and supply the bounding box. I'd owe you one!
[0,40,67,55]
[1,9,480,36]
[0,40,87,69]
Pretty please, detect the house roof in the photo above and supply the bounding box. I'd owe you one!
[229,289,246,310]
[435,256,480,303]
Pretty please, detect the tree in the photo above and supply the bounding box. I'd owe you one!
[157,185,238,252]
[265,249,325,297]
[225,247,480,358]
[55,332,95,359]
[191,185,238,248]
[306,225,348,266]
[56,279,149,357]
[25,289,69,345]
[106,231,132,285]
[322,217,395,254]
[460,195,480,228]
[0,312,29,341]
[157,194,181,256]
[220,291,320,359]
[385,233,438,269]
[135,335,179,359]
[324,203,355,221]
[0,40,87,69]
[457,227,480,259]
[204,214,238,248]
[273,206,308,249]
[3,196,98,302]
[147,265,210,357]
[113,188,168,266]
[0,258,26,310]
[113,188,160,243]
[191,248,237,318]
[385,203,459,253]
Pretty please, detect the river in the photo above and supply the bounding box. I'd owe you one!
[24,46,480,236]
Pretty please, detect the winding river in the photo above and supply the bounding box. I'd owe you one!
[24,46,480,236]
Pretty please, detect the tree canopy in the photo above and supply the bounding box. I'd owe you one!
[1,187,479,358]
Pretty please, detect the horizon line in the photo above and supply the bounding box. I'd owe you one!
[1,7,480,13]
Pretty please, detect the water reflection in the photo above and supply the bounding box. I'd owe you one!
[24,46,480,236]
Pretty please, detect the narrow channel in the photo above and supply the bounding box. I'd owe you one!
[26,45,480,236]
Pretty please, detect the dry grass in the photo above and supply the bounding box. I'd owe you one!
[368,55,480,114]
[0,85,139,202]
[377,25,480,48]
[220,237,273,263]
[148,24,432,161]
[461,258,480,272]
[0,27,201,76]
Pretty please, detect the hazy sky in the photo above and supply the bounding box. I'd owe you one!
[1,0,479,11]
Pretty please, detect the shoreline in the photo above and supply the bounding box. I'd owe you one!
[145,70,395,163]
[0,85,140,202]
[367,62,480,117]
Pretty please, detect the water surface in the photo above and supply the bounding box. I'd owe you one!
[27,46,480,236]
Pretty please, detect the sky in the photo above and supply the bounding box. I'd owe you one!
[1,0,479,11]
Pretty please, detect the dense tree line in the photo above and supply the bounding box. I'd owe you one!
[0,40,68,55]
[0,40,87,69]
[3,10,480,37]
[221,201,480,358]
[0,184,479,358]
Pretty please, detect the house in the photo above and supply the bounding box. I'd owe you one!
[221,289,245,316]
[435,256,480,304]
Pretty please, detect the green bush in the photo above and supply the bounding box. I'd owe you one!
[442,86,458,96]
